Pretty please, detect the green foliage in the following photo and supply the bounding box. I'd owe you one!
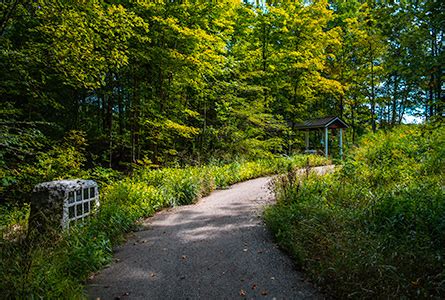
[1,0,443,296]
[265,125,445,298]
[89,166,123,187]
[2,131,91,205]
[1,155,328,298]
[0,204,29,237]
[2,0,442,193]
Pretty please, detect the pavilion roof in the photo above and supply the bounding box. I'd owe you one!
[295,116,349,130]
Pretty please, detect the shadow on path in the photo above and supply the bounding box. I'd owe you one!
[87,176,323,300]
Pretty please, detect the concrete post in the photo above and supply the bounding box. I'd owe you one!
[29,180,99,234]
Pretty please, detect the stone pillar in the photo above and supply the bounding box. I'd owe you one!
[29,180,99,234]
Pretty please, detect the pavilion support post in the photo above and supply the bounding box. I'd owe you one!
[339,128,343,160]
[324,127,329,158]
[305,131,309,150]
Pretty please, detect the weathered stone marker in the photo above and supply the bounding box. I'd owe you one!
[30,179,99,233]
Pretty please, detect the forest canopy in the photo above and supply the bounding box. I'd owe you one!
[1,0,443,204]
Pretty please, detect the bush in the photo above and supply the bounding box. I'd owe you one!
[1,131,91,206]
[265,125,445,298]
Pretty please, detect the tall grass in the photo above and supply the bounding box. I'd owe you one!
[265,125,445,298]
[0,155,328,298]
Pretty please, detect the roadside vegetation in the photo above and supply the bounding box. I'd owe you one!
[265,125,445,299]
[0,155,328,298]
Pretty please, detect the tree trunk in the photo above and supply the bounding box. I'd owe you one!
[370,47,376,133]
[117,78,124,136]
[262,18,268,103]
[351,96,357,144]
[101,93,107,133]
[391,75,398,126]
[339,95,344,118]
[131,69,139,165]
[106,90,113,168]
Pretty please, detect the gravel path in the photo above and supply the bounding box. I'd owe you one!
[87,167,332,299]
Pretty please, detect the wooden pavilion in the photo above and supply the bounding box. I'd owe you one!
[295,116,349,159]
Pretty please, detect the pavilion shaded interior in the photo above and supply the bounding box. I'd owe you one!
[295,116,349,159]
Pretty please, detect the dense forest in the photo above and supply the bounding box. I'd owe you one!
[1,1,444,298]
[1,0,443,206]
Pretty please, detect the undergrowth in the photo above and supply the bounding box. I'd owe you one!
[265,125,445,299]
[0,155,328,298]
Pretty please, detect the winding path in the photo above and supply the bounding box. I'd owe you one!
[87,167,332,299]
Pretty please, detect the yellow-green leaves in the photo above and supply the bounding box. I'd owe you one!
[164,120,199,139]
[36,1,147,89]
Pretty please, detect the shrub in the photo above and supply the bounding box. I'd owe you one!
[265,125,445,298]
[2,131,91,206]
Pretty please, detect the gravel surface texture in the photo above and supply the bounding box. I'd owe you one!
[87,167,332,299]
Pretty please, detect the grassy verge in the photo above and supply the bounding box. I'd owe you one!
[265,125,445,299]
[0,155,328,298]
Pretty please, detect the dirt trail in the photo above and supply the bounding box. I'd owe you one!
[87,166,332,299]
